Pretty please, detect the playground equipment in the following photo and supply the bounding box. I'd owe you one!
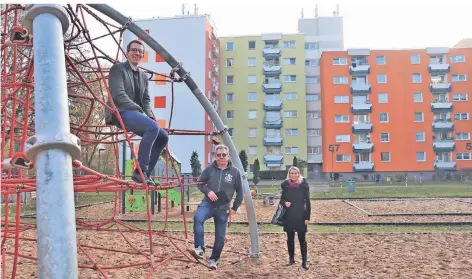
[1,4,259,278]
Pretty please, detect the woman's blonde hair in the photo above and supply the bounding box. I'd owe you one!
[286,166,304,184]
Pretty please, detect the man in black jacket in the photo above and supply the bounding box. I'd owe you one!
[106,40,168,185]
[192,144,243,270]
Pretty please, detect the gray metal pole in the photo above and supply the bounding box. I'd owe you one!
[88,4,260,258]
[23,5,79,278]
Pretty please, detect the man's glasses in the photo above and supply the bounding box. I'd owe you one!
[216,153,228,158]
[129,48,144,54]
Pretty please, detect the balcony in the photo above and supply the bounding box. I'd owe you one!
[212,63,219,76]
[263,100,283,111]
[433,140,456,152]
[352,123,373,134]
[264,154,284,166]
[353,161,375,172]
[349,64,371,76]
[263,83,282,93]
[431,101,453,112]
[352,142,374,153]
[434,161,456,171]
[351,103,372,114]
[263,117,283,129]
[432,120,454,132]
[428,63,450,74]
[212,42,219,57]
[307,154,322,163]
[263,65,282,76]
[263,136,283,146]
[262,47,282,58]
[429,82,452,94]
[350,84,372,95]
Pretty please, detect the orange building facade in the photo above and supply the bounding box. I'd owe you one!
[320,47,472,177]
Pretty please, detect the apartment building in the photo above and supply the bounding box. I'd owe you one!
[219,34,308,173]
[320,46,472,178]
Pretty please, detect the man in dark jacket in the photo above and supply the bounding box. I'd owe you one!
[106,40,168,185]
[192,144,243,270]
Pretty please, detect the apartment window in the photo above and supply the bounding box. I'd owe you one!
[248,128,257,137]
[306,76,319,84]
[333,76,348,84]
[307,129,320,136]
[304,42,318,50]
[334,96,349,103]
[307,147,321,154]
[284,93,298,100]
[283,40,296,48]
[248,58,256,67]
[307,111,320,118]
[226,42,234,51]
[411,54,420,64]
[378,93,388,103]
[333,58,347,65]
[336,154,351,162]
[452,74,467,82]
[416,151,426,162]
[208,71,211,80]
[284,110,298,118]
[454,113,469,120]
[228,128,234,136]
[413,92,423,102]
[248,92,257,101]
[248,41,256,49]
[379,113,389,123]
[284,75,297,82]
[457,153,471,160]
[226,58,234,67]
[376,55,386,65]
[266,93,281,100]
[335,115,349,123]
[305,60,319,67]
[380,133,390,142]
[248,75,256,84]
[416,132,425,142]
[453,93,468,101]
[226,110,234,119]
[226,75,234,84]
[381,152,390,162]
[456,133,471,140]
[414,112,424,122]
[248,110,257,119]
[412,73,422,83]
[284,58,296,65]
[306,94,319,101]
[336,134,350,142]
[285,147,299,154]
[285,129,298,136]
[248,146,257,155]
[377,74,387,84]
[450,55,465,63]
[226,93,234,102]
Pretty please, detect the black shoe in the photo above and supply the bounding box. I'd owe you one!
[132,170,155,186]
[288,257,295,265]
[302,261,309,270]
[146,173,160,186]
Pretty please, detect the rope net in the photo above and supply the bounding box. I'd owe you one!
[1,4,226,278]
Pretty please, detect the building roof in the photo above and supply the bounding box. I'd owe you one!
[454,39,472,48]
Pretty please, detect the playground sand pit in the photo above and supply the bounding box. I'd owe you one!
[346,199,472,215]
[3,230,472,278]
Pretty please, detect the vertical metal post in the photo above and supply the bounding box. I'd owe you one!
[24,4,78,279]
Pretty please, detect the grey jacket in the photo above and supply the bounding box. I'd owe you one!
[197,161,243,211]
[105,61,153,125]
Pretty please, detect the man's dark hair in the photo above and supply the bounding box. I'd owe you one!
[127,40,145,52]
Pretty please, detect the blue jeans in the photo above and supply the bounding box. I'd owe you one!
[193,199,229,261]
[120,110,169,173]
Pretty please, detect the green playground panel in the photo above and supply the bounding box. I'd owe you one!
[125,194,151,212]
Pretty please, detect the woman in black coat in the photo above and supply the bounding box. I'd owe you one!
[279,166,310,270]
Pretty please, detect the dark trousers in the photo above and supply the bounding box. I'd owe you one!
[286,231,307,261]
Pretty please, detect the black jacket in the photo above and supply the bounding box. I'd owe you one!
[279,178,311,232]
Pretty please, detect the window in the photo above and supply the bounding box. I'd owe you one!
[453,93,468,101]
[306,76,319,84]
[333,76,348,84]
[248,128,257,137]
[452,74,467,82]
[456,153,471,160]
[266,93,281,101]
[336,154,351,162]
[379,113,389,123]
[333,58,347,65]
[307,129,320,136]
[226,93,234,102]
[283,41,296,48]
[248,75,256,84]
[248,92,257,101]
[248,41,256,49]
[226,110,234,119]
[381,152,390,162]
[377,74,387,84]
[248,146,257,155]
[226,75,234,84]
[380,133,390,142]
[416,132,425,142]
[335,115,349,123]
[450,55,465,63]
[284,75,297,82]
[334,96,349,103]
[307,111,320,118]
[226,58,234,67]
[285,147,299,154]
[412,73,422,83]
[228,128,234,136]
[284,111,298,118]
[413,92,423,102]
[336,134,350,142]
[248,58,256,67]
[226,42,234,51]
[414,112,424,122]
[284,93,298,100]
[307,147,321,154]
[305,60,319,67]
[306,94,319,101]
[454,113,469,120]
[283,58,296,65]
[411,54,420,64]
[376,55,386,65]
[248,110,257,119]
[416,151,426,162]
[378,93,388,103]
[304,42,318,50]
[456,133,471,140]
[285,129,298,136]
